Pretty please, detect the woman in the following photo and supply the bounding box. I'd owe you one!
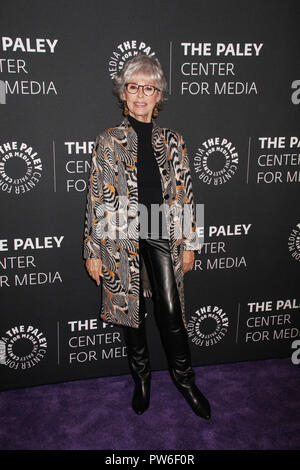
[83,54,210,419]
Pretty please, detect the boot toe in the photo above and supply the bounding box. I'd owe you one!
[132,380,151,415]
[191,387,211,419]
[132,393,149,415]
[171,372,211,420]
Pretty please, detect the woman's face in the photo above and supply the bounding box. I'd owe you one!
[121,72,162,123]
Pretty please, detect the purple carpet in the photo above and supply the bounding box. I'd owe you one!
[0,357,299,450]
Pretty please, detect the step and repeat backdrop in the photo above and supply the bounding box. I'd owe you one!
[0,0,299,390]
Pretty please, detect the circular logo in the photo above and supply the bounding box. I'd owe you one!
[193,137,238,185]
[0,325,47,370]
[187,305,229,347]
[108,40,156,80]
[0,141,42,194]
[288,223,300,261]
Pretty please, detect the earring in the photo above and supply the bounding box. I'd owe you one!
[123,100,129,116]
[152,103,159,118]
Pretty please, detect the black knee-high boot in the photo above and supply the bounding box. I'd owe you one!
[122,316,151,415]
[155,314,211,420]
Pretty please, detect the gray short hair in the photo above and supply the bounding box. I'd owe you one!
[113,54,168,105]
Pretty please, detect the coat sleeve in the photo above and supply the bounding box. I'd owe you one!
[178,133,202,254]
[83,134,104,259]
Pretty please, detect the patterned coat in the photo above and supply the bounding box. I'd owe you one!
[83,116,201,329]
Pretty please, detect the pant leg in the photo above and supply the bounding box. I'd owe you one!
[122,246,150,380]
[139,238,195,385]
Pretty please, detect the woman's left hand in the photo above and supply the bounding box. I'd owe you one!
[183,250,195,274]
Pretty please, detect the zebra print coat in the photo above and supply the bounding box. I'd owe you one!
[83,116,201,329]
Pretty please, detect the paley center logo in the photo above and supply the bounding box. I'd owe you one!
[108,40,156,79]
[193,137,239,185]
[0,36,59,104]
[187,305,229,347]
[0,141,43,194]
[288,222,300,262]
[0,324,47,370]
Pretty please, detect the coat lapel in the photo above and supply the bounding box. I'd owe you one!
[117,116,166,165]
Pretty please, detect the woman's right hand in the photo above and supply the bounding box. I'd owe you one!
[85,258,103,286]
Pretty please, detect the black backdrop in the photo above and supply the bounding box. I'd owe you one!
[0,0,299,391]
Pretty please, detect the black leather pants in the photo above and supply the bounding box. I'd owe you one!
[122,237,195,387]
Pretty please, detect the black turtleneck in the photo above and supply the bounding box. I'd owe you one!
[128,114,168,239]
